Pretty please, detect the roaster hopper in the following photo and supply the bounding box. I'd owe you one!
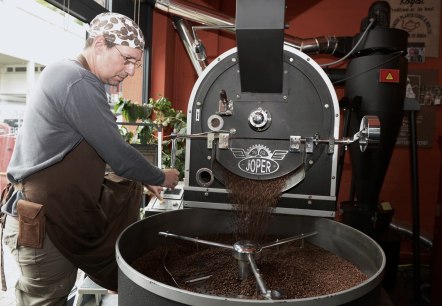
[117,1,408,305]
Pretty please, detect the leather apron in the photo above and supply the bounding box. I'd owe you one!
[20,140,142,290]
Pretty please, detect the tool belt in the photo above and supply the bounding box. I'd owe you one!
[0,183,46,291]
[16,199,45,249]
[1,183,45,249]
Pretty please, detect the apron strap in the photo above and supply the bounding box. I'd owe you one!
[0,182,13,291]
[0,215,7,291]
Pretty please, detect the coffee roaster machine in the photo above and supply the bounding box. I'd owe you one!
[117,1,408,305]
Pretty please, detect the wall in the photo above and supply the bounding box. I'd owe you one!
[147,0,442,241]
[121,67,143,103]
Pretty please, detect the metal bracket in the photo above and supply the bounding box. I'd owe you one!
[289,136,301,152]
[207,133,215,149]
[218,133,230,149]
[217,90,233,116]
[305,137,315,153]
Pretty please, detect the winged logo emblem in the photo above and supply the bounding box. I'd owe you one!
[230,145,288,175]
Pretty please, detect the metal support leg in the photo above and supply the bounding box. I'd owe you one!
[404,97,421,305]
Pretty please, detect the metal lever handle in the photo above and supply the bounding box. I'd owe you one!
[290,115,381,153]
[158,231,233,250]
[261,231,318,249]
[335,115,380,151]
[170,130,177,168]
[357,115,381,152]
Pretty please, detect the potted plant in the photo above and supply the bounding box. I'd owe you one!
[148,96,187,179]
[113,96,187,179]
[113,97,151,123]
[113,97,154,144]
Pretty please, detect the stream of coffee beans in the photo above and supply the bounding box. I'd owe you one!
[223,169,287,242]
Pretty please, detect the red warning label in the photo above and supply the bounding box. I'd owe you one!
[379,69,400,83]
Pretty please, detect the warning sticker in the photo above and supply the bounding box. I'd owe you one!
[379,69,400,83]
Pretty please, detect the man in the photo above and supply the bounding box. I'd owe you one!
[0,12,179,305]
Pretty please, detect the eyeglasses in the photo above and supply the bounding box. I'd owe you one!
[114,46,142,69]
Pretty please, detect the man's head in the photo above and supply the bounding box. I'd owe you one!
[88,12,144,50]
[84,12,145,85]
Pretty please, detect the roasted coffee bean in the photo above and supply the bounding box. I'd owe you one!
[132,234,367,299]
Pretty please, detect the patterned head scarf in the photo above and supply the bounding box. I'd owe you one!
[89,12,145,50]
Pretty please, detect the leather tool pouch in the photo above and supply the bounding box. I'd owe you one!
[17,199,45,248]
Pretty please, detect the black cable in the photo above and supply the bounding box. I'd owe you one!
[331,51,404,85]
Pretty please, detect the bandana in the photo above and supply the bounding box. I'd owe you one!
[89,12,145,50]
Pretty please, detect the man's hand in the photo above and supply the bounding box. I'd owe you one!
[144,185,164,202]
[162,168,180,189]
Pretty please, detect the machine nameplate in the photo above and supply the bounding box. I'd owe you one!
[231,144,288,176]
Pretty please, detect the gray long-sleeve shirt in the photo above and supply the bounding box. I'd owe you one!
[4,58,164,215]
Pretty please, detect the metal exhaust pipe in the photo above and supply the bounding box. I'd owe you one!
[172,17,208,75]
[151,0,235,27]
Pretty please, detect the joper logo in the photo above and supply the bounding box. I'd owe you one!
[231,144,288,175]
